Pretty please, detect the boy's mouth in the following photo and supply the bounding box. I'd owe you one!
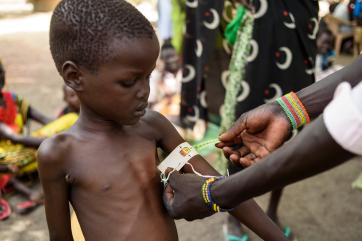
[134,103,148,116]
[135,102,148,110]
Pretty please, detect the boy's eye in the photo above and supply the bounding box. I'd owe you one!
[119,79,136,87]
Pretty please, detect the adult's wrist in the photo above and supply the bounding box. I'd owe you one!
[275,92,311,129]
[210,178,236,210]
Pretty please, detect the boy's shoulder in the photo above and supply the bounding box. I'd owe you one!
[37,132,76,166]
[142,110,172,131]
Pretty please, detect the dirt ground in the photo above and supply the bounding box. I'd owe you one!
[0,13,362,241]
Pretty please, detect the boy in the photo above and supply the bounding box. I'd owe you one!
[38,1,287,240]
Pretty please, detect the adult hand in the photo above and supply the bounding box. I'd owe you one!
[217,103,291,167]
[163,171,215,221]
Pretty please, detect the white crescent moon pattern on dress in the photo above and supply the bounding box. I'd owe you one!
[254,0,268,19]
[185,106,200,123]
[182,65,196,83]
[195,39,203,57]
[237,81,251,102]
[264,83,283,103]
[221,70,230,89]
[305,67,315,75]
[223,1,233,22]
[203,9,220,30]
[246,40,259,62]
[223,39,232,55]
[283,13,296,29]
[219,104,224,116]
[200,91,208,108]
[308,18,319,40]
[276,47,293,70]
[186,0,198,8]
[305,57,315,75]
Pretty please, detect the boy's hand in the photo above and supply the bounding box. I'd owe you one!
[217,103,291,167]
[163,172,214,221]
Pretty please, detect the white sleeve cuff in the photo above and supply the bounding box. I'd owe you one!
[323,82,362,156]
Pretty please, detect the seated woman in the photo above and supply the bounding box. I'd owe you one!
[0,60,79,220]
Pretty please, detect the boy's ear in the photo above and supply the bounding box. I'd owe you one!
[62,61,84,92]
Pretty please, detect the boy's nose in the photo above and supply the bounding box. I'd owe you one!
[136,83,150,100]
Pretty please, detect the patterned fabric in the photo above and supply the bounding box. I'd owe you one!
[0,91,29,134]
[180,0,318,134]
[0,112,78,175]
[0,91,34,175]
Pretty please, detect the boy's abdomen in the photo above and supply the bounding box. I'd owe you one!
[73,189,178,241]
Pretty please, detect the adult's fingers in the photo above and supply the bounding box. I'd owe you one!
[167,171,183,190]
[241,132,270,158]
[163,184,177,218]
[163,184,174,203]
[219,115,247,142]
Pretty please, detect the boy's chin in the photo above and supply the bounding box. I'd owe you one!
[120,116,142,126]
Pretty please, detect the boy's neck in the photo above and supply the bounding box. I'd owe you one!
[77,106,123,134]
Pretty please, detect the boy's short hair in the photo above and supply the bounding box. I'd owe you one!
[50,0,155,73]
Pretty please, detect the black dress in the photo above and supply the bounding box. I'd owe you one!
[180,0,318,129]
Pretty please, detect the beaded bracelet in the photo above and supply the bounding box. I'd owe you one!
[201,177,231,213]
[276,92,310,129]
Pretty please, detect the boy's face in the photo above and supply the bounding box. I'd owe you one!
[78,36,159,125]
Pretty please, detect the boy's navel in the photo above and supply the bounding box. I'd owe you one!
[65,173,75,184]
[101,184,111,192]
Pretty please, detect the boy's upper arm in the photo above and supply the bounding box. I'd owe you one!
[37,137,74,241]
[150,111,219,176]
[150,111,184,152]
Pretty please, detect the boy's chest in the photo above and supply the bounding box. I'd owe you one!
[67,136,160,192]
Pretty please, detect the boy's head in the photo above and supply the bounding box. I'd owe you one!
[50,0,160,125]
[63,85,80,113]
[317,29,334,55]
[0,59,5,89]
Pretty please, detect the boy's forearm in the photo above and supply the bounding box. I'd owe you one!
[231,201,286,241]
[49,234,74,241]
[213,116,354,208]
[297,56,362,119]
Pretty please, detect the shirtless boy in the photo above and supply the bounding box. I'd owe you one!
[38,1,287,240]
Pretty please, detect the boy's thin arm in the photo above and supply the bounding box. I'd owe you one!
[153,112,286,241]
[37,138,74,241]
[28,106,53,125]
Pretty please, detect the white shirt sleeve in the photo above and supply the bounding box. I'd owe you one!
[323,81,362,155]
